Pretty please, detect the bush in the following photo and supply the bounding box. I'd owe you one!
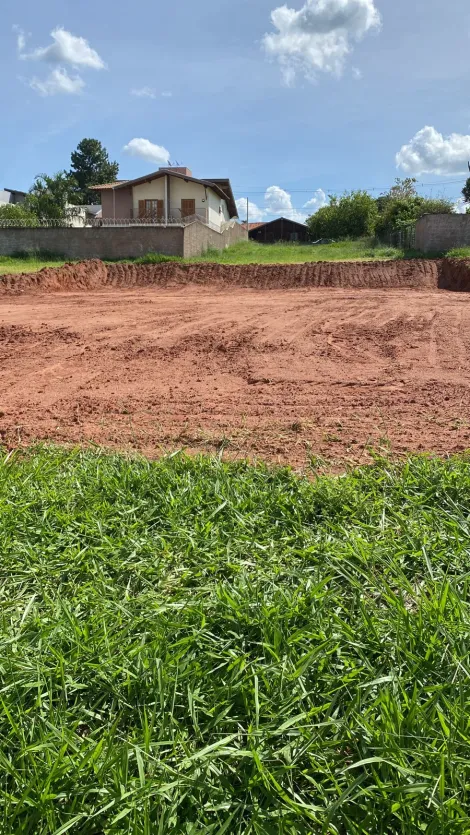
[0,204,38,225]
[307,191,378,240]
[375,180,453,240]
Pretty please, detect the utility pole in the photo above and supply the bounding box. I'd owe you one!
[246,197,249,231]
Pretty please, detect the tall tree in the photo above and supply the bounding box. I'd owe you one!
[70,139,119,205]
[462,178,470,205]
[24,172,80,220]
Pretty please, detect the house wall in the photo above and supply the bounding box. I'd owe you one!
[415,214,470,253]
[101,187,132,219]
[207,189,230,228]
[0,227,185,258]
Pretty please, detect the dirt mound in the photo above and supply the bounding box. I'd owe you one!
[0,258,445,294]
[438,258,470,292]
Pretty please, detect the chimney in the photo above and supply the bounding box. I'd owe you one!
[159,166,192,177]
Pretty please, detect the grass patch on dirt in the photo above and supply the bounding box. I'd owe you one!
[189,239,405,264]
[0,253,68,274]
[1,446,470,832]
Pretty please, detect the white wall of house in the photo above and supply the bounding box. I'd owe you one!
[207,189,230,228]
[132,179,166,211]
[131,176,229,228]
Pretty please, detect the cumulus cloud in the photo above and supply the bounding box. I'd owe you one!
[29,67,85,96]
[237,186,326,224]
[131,86,156,99]
[18,26,105,69]
[263,0,381,84]
[123,138,171,166]
[236,198,268,222]
[454,197,468,215]
[396,126,470,176]
[303,188,327,211]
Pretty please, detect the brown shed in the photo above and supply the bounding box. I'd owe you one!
[248,217,310,243]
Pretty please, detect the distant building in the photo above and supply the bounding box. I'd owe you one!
[0,188,27,205]
[247,217,310,243]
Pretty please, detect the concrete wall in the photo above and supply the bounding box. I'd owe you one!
[183,219,247,257]
[0,227,185,259]
[416,214,470,253]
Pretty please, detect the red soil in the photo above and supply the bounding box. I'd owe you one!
[1,259,470,468]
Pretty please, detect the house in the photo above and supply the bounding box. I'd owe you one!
[0,188,26,205]
[91,166,238,231]
[248,217,310,243]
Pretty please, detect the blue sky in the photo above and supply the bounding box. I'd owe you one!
[2,0,470,220]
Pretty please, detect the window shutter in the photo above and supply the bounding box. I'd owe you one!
[138,200,145,218]
[181,199,196,219]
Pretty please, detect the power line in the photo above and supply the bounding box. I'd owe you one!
[233,180,464,195]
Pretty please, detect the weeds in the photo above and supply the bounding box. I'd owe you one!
[1,447,470,832]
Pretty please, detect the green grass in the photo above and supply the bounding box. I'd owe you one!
[0,240,404,274]
[189,239,405,264]
[2,447,470,832]
[0,253,68,274]
[446,247,470,259]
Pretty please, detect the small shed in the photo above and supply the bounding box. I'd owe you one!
[248,217,309,243]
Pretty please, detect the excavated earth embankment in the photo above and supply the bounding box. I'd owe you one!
[2,257,470,467]
[1,257,462,294]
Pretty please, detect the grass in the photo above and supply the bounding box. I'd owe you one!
[446,247,470,259]
[0,240,404,274]
[1,446,470,832]
[188,239,405,264]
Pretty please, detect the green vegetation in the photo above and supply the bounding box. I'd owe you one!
[307,190,379,240]
[1,447,470,832]
[70,138,119,205]
[307,179,453,242]
[0,204,39,225]
[191,239,403,264]
[134,252,182,264]
[446,247,470,259]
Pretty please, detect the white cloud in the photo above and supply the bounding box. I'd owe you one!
[352,66,362,79]
[13,25,27,53]
[29,67,85,96]
[454,197,468,215]
[303,188,327,212]
[263,0,381,84]
[161,91,173,97]
[19,26,105,70]
[236,198,268,222]
[396,126,470,176]
[264,185,308,222]
[123,138,171,166]
[131,86,156,99]
[237,186,327,224]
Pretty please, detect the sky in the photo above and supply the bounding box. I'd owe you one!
[2,0,470,221]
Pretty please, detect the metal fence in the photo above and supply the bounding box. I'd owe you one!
[380,225,416,250]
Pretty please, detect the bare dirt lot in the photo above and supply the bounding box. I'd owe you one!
[1,262,470,467]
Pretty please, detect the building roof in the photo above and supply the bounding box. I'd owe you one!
[249,217,308,231]
[242,222,266,231]
[91,170,238,218]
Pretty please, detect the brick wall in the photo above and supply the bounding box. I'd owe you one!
[415,214,470,253]
[0,226,185,259]
[183,220,247,258]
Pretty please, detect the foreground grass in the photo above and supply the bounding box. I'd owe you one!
[0,254,68,274]
[1,448,470,832]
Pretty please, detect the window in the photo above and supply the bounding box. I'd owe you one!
[290,232,299,242]
[138,199,164,219]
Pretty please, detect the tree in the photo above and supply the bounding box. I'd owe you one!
[307,191,378,240]
[375,178,453,239]
[70,139,119,205]
[0,203,38,224]
[24,172,81,220]
[462,178,470,205]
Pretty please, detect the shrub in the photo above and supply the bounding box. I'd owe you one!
[307,191,378,240]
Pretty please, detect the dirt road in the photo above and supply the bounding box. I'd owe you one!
[1,285,470,467]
